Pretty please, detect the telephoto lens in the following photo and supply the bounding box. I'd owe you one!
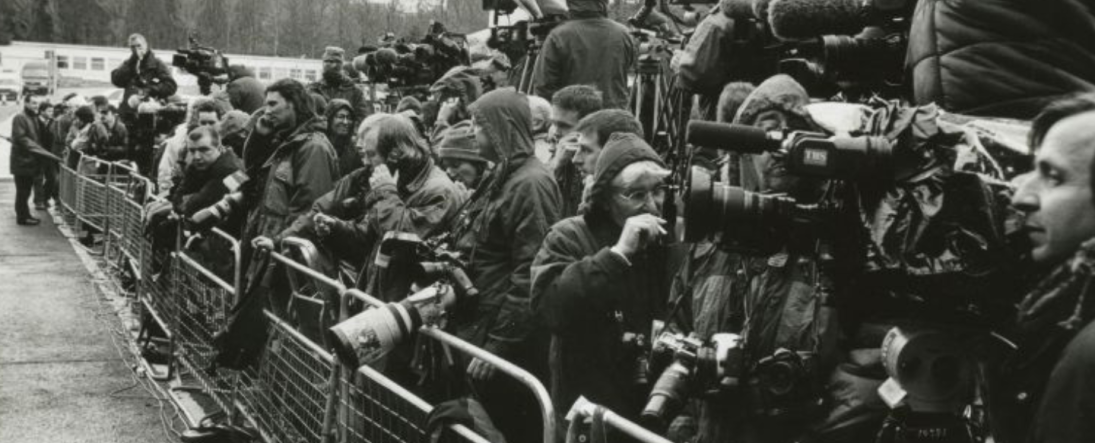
[642,361,692,432]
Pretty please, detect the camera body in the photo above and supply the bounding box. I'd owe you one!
[643,331,744,428]
[189,171,250,230]
[173,35,230,94]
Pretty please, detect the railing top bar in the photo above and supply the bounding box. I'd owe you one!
[602,409,674,443]
[209,227,241,249]
[344,288,385,308]
[420,327,556,443]
[175,251,235,293]
[269,251,347,294]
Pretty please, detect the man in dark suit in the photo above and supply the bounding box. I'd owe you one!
[10,94,47,226]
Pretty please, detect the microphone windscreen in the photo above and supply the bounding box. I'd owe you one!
[687,121,775,154]
[375,47,400,65]
[768,0,866,41]
[720,0,756,19]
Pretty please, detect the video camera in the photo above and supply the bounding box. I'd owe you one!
[642,330,820,431]
[351,22,470,89]
[173,34,230,95]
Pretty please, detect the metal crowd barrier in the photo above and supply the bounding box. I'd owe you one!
[52,158,608,443]
[567,398,674,443]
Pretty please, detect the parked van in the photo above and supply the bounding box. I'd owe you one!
[0,71,20,103]
[21,61,53,96]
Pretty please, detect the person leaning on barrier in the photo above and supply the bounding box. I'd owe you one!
[157,98,227,196]
[111,33,177,123]
[446,88,562,443]
[242,78,340,277]
[531,132,674,427]
[308,46,369,124]
[548,85,604,218]
[96,104,129,162]
[532,0,636,110]
[168,126,243,222]
[987,94,1095,443]
[280,113,465,301]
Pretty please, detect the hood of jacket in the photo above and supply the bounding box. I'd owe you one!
[586,132,665,216]
[325,98,355,135]
[469,89,534,163]
[733,74,815,191]
[568,0,608,17]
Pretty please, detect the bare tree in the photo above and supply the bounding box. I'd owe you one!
[94,0,135,44]
[175,0,207,38]
[224,0,241,51]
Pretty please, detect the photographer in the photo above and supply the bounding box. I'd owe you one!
[531,133,673,426]
[989,95,1095,443]
[111,34,178,122]
[448,89,562,443]
[308,47,369,124]
[279,113,465,301]
[666,75,845,443]
[429,66,484,142]
[437,121,489,195]
[531,0,636,110]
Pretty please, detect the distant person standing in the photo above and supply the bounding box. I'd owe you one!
[111,33,177,123]
[308,47,369,124]
[532,0,636,109]
[10,94,47,226]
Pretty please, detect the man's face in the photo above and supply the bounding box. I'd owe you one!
[750,109,804,195]
[550,105,581,141]
[263,91,295,130]
[101,108,116,127]
[24,95,41,114]
[331,109,353,136]
[356,129,383,168]
[197,111,219,128]
[187,136,222,171]
[1012,112,1095,265]
[323,59,342,75]
[607,163,667,226]
[574,130,602,176]
[441,159,483,189]
[384,139,422,175]
[129,38,148,58]
[471,117,500,163]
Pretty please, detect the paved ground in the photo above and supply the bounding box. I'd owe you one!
[0,185,172,442]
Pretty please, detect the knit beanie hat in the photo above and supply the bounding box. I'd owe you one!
[219,110,250,138]
[589,132,665,207]
[437,121,485,164]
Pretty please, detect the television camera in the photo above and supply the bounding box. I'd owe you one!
[173,34,230,95]
[351,22,470,90]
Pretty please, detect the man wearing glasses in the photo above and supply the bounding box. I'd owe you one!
[531,132,674,425]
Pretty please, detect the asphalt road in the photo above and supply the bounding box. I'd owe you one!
[0,188,169,442]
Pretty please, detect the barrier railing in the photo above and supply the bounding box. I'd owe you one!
[52,159,607,443]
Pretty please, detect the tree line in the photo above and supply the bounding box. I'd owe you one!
[0,0,490,58]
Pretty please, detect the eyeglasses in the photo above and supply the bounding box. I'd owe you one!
[615,184,668,204]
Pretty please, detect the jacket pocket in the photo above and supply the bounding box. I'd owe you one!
[263,159,293,217]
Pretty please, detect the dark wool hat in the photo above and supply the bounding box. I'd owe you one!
[437,121,485,164]
[589,132,665,207]
[322,46,346,62]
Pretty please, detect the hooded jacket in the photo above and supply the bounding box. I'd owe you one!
[531,133,671,420]
[429,67,485,144]
[325,99,363,177]
[308,71,369,124]
[907,0,1095,119]
[240,117,340,282]
[227,66,266,115]
[532,0,636,109]
[451,89,562,362]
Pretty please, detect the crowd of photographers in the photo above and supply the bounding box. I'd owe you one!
[10,0,1095,442]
